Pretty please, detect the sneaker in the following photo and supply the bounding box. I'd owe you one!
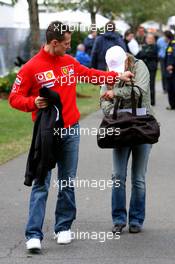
[26,238,41,252]
[129,225,142,233]
[112,224,126,234]
[54,230,72,244]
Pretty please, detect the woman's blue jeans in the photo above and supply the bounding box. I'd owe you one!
[112,144,152,227]
[25,123,80,241]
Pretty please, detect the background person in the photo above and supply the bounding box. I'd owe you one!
[124,29,140,56]
[100,45,153,235]
[135,26,146,48]
[84,30,97,56]
[75,43,91,67]
[91,21,126,70]
[164,30,175,110]
[157,32,168,93]
[137,33,158,106]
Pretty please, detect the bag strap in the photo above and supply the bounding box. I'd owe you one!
[130,79,143,108]
[112,80,143,119]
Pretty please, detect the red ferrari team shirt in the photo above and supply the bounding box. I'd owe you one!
[9,48,118,128]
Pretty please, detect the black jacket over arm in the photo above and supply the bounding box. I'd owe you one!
[24,87,64,187]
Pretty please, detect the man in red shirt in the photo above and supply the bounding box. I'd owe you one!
[9,21,133,252]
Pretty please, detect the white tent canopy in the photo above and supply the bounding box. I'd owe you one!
[141,20,160,30]
[167,16,175,26]
[114,19,130,35]
[0,5,14,28]
[0,1,109,29]
[13,0,29,28]
[39,10,109,30]
[0,0,29,28]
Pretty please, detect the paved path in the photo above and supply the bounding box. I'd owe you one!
[0,82,175,264]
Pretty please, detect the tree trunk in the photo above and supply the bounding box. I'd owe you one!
[27,0,40,57]
[90,12,96,25]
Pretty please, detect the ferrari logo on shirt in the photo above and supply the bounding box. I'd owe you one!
[35,70,55,83]
[62,67,69,75]
[61,65,74,76]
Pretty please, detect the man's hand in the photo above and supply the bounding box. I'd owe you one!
[118,71,134,82]
[35,96,48,109]
[101,90,115,100]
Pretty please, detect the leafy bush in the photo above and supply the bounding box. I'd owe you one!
[0,72,16,94]
[68,30,88,56]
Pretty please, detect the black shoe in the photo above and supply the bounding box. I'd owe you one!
[166,106,175,110]
[112,224,126,234]
[129,225,142,233]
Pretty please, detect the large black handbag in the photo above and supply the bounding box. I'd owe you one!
[97,83,160,148]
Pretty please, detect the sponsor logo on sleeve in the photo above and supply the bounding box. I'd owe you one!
[15,76,22,85]
[12,75,22,93]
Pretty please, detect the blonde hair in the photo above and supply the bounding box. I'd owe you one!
[126,53,136,73]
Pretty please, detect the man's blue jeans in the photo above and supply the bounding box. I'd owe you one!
[112,144,152,227]
[25,123,80,241]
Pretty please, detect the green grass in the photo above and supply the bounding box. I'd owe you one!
[76,83,100,118]
[0,83,100,164]
[0,100,33,164]
[156,67,161,82]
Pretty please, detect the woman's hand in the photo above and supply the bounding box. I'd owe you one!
[101,90,115,100]
[118,71,134,82]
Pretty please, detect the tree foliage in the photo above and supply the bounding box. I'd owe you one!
[43,0,175,28]
[44,0,122,24]
[117,0,175,29]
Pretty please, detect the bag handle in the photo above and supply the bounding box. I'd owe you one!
[112,80,143,119]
